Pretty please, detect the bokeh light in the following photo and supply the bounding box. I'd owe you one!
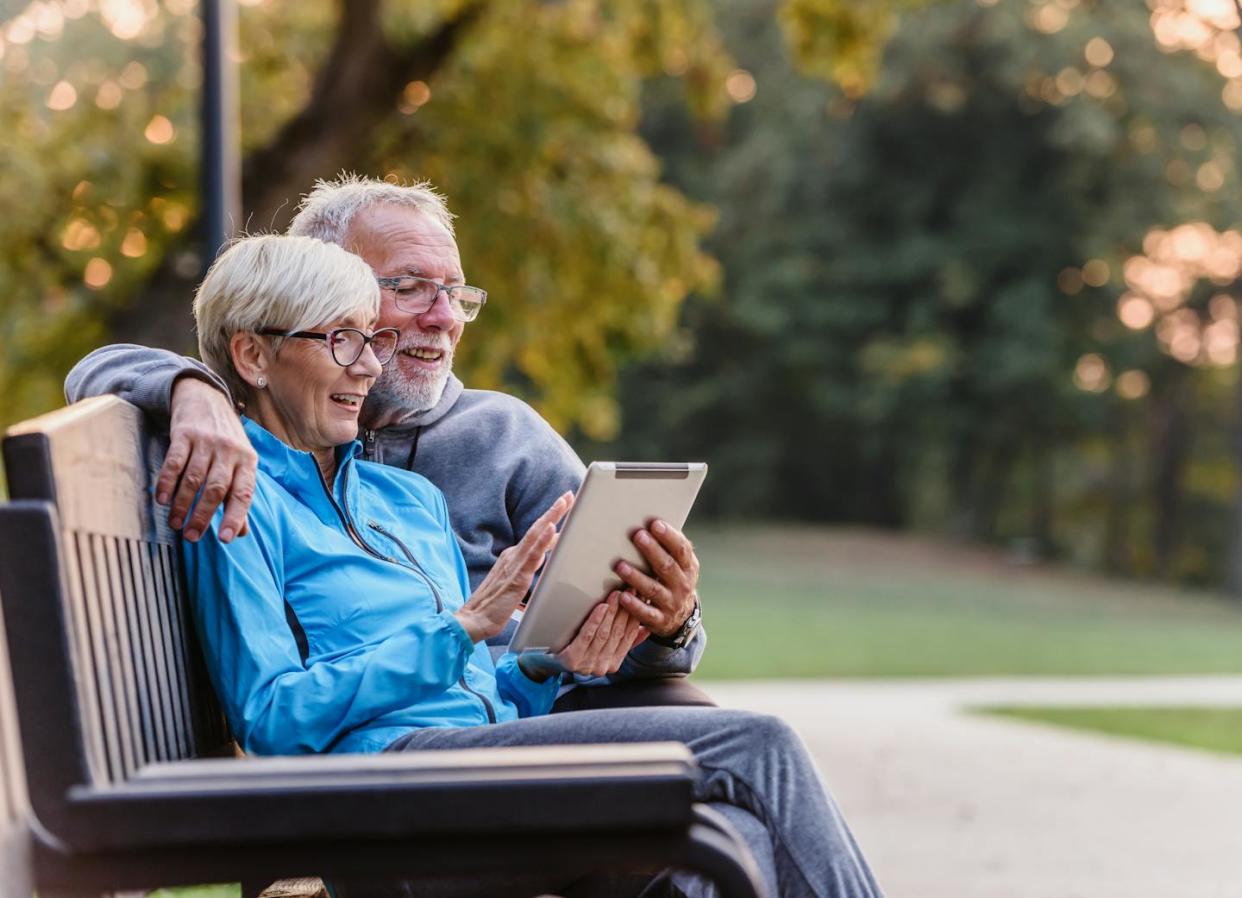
[1116,369,1151,400]
[1085,37,1114,67]
[1074,353,1111,392]
[144,114,175,144]
[726,69,757,104]
[46,79,76,110]
[1082,258,1110,286]
[1118,294,1156,329]
[83,257,113,289]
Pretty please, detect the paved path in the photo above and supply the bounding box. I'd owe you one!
[704,678,1242,898]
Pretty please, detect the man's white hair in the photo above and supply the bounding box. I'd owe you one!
[288,172,456,246]
[194,234,380,402]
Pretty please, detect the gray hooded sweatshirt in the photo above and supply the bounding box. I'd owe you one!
[65,345,704,679]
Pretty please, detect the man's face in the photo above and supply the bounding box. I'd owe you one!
[345,204,466,418]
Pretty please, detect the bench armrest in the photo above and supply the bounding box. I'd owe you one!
[57,742,696,851]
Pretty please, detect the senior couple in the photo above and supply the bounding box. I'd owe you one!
[67,175,882,898]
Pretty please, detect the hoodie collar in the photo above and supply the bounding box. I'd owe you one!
[365,373,464,436]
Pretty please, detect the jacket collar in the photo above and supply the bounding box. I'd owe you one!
[242,416,362,500]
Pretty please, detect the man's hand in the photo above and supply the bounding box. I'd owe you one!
[613,519,700,639]
[159,376,257,544]
[457,493,573,643]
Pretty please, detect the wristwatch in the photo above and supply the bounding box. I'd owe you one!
[650,598,701,650]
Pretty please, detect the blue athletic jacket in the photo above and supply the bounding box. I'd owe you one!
[182,418,560,756]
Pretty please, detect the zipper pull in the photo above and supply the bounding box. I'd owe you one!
[364,428,378,460]
[366,521,399,563]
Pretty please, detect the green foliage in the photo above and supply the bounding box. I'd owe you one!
[983,706,1242,756]
[778,0,933,91]
[381,1,729,436]
[600,0,1242,583]
[0,0,918,440]
[0,9,198,425]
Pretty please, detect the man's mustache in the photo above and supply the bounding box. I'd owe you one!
[395,335,451,353]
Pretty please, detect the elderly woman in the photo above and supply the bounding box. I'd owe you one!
[184,234,883,898]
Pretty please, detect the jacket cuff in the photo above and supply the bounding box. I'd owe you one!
[439,610,477,655]
[496,652,560,717]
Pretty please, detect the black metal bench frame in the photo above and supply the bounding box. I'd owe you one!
[0,397,765,898]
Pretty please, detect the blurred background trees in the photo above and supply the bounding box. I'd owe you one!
[6,0,1242,589]
[597,0,1242,587]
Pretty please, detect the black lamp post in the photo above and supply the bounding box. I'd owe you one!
[200,0,240,269]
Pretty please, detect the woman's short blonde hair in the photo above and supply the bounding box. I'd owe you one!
[194,234,380,402]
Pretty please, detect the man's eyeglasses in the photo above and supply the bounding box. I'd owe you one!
[258,327,401,367]
[376,275,487,322]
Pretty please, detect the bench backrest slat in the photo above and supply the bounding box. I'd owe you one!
[0,595,34,898]
[0,601,30,830]
[3,396,228,792]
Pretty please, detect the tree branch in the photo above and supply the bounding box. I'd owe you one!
[106,1,483,353]
[242,0,483,230]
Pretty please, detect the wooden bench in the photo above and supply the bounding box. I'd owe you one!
[0,594,33,898]
[0,396,764,898]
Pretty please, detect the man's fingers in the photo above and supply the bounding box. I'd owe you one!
[168,448,210,531]
[217,465,256,543]
[183,465,233,540]
[156,435,191,506]
[616,590,665,630]
[650,519,696,569]
[613,561,671,609]
[634,529,682,585]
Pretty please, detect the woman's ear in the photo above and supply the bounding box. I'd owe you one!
[230,331,269,389]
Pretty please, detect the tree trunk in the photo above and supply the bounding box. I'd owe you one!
[1029,436,1056,559]
[1150,375,1190,579]
[105,1,482,353]
[1103,401,1134,574]
[1226,355,1242,596]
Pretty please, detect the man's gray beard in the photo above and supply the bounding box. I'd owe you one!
[368,356,452,420]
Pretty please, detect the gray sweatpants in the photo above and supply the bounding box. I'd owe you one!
[385,707,883,898]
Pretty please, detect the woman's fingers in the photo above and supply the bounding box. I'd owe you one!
[595,602,637,676]
[556,593,651,677]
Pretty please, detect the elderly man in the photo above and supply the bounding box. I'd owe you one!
[67,174,709,711]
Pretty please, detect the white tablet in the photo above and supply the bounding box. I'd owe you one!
[508,461,707,655]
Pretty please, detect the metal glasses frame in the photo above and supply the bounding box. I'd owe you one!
[376,275,488,322]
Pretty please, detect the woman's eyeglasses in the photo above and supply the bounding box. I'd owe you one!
[258,327,401,367]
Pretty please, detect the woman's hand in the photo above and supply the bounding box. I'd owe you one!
[516,592,650,683]
[454,492,573,643]
[554,591,649,677]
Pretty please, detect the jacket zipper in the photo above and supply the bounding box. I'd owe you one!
[367,520,497,725]
[317,465,391,562]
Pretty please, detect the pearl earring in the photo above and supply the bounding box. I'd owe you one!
[256,376,267,388]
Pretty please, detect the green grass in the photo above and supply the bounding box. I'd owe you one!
[981,706,1242,756]
[149,887,239,898]
[691,525,1242,679]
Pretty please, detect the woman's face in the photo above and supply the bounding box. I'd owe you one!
[257,309,385,455]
